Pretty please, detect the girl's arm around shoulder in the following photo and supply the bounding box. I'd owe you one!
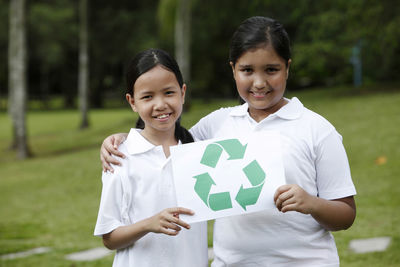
[274,184,356,231]
[103,207,195,250]
[100,133,129,173]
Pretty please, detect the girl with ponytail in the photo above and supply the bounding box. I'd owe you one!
[94,48,208,267]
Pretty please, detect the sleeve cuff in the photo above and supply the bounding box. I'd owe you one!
[94,221,125,237]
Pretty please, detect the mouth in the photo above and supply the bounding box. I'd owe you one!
[153,113,172,121]
[250,90,272,98]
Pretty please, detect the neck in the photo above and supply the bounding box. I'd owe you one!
[141,127,177,157]
[249,98,288,122]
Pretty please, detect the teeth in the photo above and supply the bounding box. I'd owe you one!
[252,90,271,95]
[157,114,169,119]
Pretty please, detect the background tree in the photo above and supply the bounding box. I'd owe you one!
[175,0,192,109]
[8,0,30,159]
[89,0,159,108]
[78,0,89,129]
[0,1,9,109]
[28,0,77,109]
[1,0,399,116]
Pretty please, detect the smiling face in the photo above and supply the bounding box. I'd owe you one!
[231,45,291,122]
[126,65,186,138]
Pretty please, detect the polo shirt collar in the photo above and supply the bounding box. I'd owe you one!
[125,128,155,155]
[229,97,304,120]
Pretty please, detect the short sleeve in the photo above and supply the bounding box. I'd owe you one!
[315,130,357,200]
[94,170,125,236]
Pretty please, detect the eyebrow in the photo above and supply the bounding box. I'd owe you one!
[137,90,153,95]
[238,63,282,68]
[162,86,176,91]
[137,86,177,95]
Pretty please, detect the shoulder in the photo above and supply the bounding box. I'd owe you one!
[196,104,244,127]
[204,105,239,121]
[286,97,333,128]
[302,106,334,128]
[190,105,242,140]
[300,105,340,144]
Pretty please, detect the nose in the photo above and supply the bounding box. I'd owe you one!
[154,96,167,110]
[254,73,266,89]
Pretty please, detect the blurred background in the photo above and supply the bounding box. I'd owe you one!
[1,0,400,110]
[1,0,399,266]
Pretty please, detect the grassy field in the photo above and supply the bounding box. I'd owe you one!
[0,86,399,266]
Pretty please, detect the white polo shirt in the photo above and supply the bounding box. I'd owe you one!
[190,97,356,267]
[94,129,208,267]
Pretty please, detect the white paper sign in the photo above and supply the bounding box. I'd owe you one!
[170,131,286,223]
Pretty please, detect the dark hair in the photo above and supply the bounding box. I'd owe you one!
[125,48,194,144]
[229,16,291,66]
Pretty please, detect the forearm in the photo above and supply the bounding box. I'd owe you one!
[309,196,356,231]
[102,218,151,250]
[102,207,193,250]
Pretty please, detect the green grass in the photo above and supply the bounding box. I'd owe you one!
[1,87,400,266]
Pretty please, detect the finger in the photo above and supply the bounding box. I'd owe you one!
[273,185,291,202]
[170,208,193,229]
[168,216,191,230]
[275,195,283,211]
[162,221,182,232]
[162,212,191,230]
[160,227,180,236]
[280,197,296,212]
[111,148,126,159]
[177,219,191,230]
[100,154,114,173]
[274,191,286,210]
[105,153,123,166]
[169,207,194,216]
[102,162,114,173]
[113,135,126,150]
[101,144,123,167]
[105,144,126,160]
[275,190,293,210]
[280,203,298,213]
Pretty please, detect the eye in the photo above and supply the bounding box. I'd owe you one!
[165,90,176,96]
[141,95,152,100]
[240,67,253,74]
[266,67,279,73]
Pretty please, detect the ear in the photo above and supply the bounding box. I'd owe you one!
[126,93,137,112]
[230,61,236,80]
[286,59,292,80]
[181,84,187,104]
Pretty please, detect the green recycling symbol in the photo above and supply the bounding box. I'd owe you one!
[193,139,266,211]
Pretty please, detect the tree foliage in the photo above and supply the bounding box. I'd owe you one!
[1,0,399,109]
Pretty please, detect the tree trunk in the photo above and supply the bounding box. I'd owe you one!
[175,0,192,111]
[8,0,30,159]
[78,0,89,129]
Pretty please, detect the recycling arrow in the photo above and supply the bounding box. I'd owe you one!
[193,172,232,211]
[235,183,264,210]
[193,173,215,205]
[235,160,266,210]
[193,138,265,212]
[200,139,247,168]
